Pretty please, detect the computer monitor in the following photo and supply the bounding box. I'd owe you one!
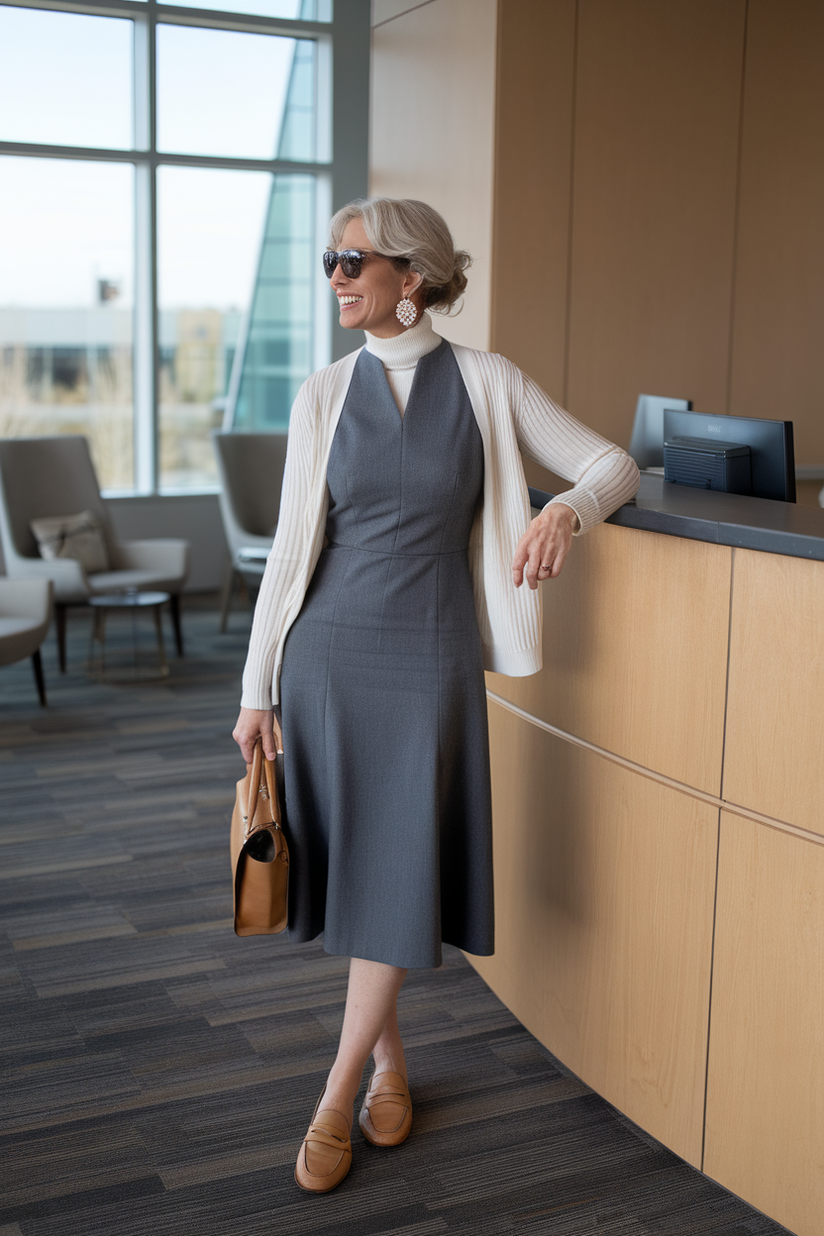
[628,394,692,469]
[663,409,796,503]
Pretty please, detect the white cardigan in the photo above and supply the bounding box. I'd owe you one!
[240,337,640,709]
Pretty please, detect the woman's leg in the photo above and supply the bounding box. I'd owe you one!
[372,1003,408,1081]
[320,957,408,1128]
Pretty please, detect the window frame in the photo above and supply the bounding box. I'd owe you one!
[0,0,369,493]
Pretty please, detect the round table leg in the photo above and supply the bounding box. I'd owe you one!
[88,607,107,676]
[153,604,168,675]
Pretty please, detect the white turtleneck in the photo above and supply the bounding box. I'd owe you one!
[364,313,442,415]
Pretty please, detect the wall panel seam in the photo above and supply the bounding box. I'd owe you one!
[489,0,504,356]
[486,688,824,846]
[725,0,750,413]
[718,545,736,801]
[700,808,722,1174]
[561,0,580,408]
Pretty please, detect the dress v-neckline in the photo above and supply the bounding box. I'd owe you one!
[364,340,445,423]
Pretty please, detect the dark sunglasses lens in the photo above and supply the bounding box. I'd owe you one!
[340,251,363,278]
[324,250,364,279]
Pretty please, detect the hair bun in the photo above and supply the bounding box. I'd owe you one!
[423,248,471,313]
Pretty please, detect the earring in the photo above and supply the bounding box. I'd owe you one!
[395,297,418,328]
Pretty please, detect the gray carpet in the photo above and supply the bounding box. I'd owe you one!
[0,598,792,1235]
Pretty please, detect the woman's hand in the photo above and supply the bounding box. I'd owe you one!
[512,502,578,589]
[232,706,282,764]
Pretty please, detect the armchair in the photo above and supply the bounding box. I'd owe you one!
[0,437,189,670]
[213,432,287,631]
[0,578,53,705]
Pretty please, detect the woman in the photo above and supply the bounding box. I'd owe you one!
[232,198,639,1193]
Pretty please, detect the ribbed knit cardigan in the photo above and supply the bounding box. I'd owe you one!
[240,338,640,708]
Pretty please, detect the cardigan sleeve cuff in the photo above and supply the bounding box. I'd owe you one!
[240,663,278,710]
[240,690,276,711]
[542,490,600,535]
[541,496,583,534]
[482,643,542,677]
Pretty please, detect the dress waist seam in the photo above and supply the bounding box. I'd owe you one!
[325,541,468,558]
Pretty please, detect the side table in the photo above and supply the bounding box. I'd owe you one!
[88,590,171,681]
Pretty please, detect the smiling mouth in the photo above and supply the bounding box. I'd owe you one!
[338,295,362,306]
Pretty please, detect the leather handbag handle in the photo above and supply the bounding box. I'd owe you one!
[243,738,280,837]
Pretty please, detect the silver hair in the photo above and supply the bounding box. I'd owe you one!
[329,198,471,314]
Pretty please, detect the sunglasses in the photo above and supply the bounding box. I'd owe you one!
[323,248,402,279]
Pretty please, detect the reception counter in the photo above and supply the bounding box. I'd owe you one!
[473,475,824,1236]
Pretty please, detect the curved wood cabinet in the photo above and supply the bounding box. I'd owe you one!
[474,519,824,1236]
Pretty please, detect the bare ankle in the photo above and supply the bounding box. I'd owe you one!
[319,1067,361,1129]
[372,1054,408,1083]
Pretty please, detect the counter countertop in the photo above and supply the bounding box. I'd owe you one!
[529,473,824,562]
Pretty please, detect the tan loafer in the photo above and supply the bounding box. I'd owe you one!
[358,1070,412,1147]
[294,1087,352,1192]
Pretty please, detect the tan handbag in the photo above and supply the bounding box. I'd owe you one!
[230,739,289,936]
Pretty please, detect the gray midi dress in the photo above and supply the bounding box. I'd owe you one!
[279,340,494,969]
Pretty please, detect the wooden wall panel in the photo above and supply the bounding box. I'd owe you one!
[490,0,575,401]
[566,0,746,444]
[370,0,824,462]
[369,0,498,350]
[487,522,731,795]
[704,813,824,1236]
[729,0,824,466]
[472,701,718,1167]
[723,548,824,835]
[492,0,576,502]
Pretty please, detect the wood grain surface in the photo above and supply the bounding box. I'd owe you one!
[473,700,719,1169]
[487,522,732,796]
[705,810,824,1236]
[724,548,824,835]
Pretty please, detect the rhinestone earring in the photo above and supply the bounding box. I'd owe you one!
[395,297,418,328]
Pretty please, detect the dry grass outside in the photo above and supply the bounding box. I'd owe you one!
[1,344,134,490]
[1,348,224,492]
[159,402,222,490]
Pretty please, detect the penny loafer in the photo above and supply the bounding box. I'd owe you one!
[294,1087,352,1193]
[358,1070,412,1147]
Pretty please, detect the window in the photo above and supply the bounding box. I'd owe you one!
[0,156,135,489]
[0,0,367,493]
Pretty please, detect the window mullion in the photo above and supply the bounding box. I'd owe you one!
[328,0,369,362]
[132,11,159,493]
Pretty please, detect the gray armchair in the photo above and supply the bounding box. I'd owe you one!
[0,578,53,705]
[0,437,189,670]
[213,432,287,631]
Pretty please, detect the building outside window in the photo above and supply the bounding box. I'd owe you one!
[0,0,368,493]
